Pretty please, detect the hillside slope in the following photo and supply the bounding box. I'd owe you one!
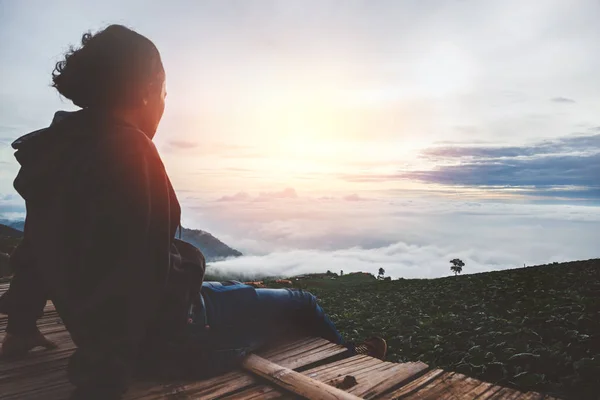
[297,259,600,399]
[0,223,23,238]
[178,227,242,261]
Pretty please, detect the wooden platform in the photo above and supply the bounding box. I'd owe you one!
[0,283,558,399]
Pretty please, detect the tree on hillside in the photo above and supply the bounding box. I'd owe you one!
[378,267,385,279]
[450,258,465,275]
[340,270,344,276]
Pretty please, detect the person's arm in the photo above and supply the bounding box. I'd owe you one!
[65,133,171,399]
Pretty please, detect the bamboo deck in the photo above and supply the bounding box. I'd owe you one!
[0,283,559,399]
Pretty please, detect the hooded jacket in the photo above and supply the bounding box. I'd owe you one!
[0,109,197,398]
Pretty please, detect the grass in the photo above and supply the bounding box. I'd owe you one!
[281,260,599,399]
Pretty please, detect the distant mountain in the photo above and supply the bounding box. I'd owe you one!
[0,220,242,263]
[179,227,243,261]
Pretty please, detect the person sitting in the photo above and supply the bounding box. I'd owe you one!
[0,25,386,400]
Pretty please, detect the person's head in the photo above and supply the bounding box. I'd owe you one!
[52,25,166,138]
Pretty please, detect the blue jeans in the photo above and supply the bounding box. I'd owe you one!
[198,281,342,344]
[176,281,344,377]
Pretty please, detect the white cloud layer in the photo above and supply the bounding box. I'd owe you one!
[2,188,598,279]
[182,193,600,279]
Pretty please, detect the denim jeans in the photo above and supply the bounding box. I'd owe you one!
[172,281,344,377]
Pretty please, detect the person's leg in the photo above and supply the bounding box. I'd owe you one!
[177,282,345,378]
[254,288,344,344]
[169,281,261,378]
[255,293,386,359]
[197,283,343,347]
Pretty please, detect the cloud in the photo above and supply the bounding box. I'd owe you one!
[343,133,600,201]
[168,140,200,149]
[518,187,600,200]
[551,97,576,104]
[422,133,600,159]
[0,212,26,220]
[215,188,299,203]
[215,190,377,204]
[404,154,599,188]
[161,141,259,157]
[452,126,480,135]
[413,133,600,199]
[0,192,22,203]
[208,243,520,280]
[0,192,25,216]
[257,188,298,200]
[192,197,600,279]
[343,194,368,201]
[217,192,252,202]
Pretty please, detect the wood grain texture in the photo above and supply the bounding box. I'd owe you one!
[225,354,429,400]
[242,353,364,400]
[380,370,554,400]
[222,355,380,400]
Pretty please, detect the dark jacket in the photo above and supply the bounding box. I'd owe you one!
[0,109,201,398]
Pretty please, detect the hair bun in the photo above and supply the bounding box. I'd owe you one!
[51,25,163,109]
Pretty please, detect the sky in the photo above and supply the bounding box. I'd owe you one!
[0,1,599,278]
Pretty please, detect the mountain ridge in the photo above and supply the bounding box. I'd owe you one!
[0,220,242,266]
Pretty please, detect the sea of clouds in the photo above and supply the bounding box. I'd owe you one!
[180,190,600,280]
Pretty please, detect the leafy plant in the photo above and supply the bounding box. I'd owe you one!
[284,259,600,400]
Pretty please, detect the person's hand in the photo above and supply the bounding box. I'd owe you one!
[0,329,58,358]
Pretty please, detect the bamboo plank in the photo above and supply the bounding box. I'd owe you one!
[482,387,556,400]
[268,339,343,364]
[486,388,532,400]
[226,356,382,400]
[304,355,374,373]
[260,336,323,359]
[128,372,259,400]
[0,284,10,295]
[313,360,398,390]
[376,369,445,399]
[307,356,385,379]
[381,370,548,400]
[400,371,497,399]
[222,386,292,400]
[242,353,364,400]
[224,356,384,400]
[224,355,428,400]
[0,368,71,399]
[351,362,429,399]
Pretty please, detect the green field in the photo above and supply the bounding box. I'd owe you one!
[277,260,599,399]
